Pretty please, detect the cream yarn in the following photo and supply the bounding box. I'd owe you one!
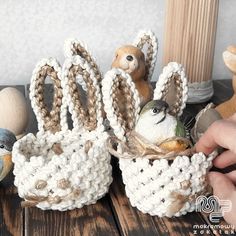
[133,30,158,81]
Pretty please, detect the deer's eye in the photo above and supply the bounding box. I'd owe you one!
[126,55,133,61]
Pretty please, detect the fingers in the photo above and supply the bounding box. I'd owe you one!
[208,172,236,227]
[227,113,236,122]
[195,120,236,155]
[208,172,235,200]
[225,170,236,184]
[213,150,236,168]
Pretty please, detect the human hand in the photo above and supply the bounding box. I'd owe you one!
[195,114,236,228]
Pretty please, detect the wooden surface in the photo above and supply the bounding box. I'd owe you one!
[0,80,235,236]
[163,0,219,83]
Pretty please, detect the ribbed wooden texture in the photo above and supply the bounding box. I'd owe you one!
[163,0,219,83]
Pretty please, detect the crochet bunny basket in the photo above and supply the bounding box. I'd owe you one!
[12,41,112,211]
[102,59,216,217]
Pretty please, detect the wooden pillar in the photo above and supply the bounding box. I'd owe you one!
[163,0,219,103]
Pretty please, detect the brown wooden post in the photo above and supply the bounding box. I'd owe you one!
[163,0,219,103]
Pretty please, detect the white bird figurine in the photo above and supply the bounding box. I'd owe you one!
[135,100,189,152]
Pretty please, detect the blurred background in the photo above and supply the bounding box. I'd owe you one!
[0,0,235,85]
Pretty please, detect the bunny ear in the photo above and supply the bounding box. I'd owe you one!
[154,62,188,117]
[64,38,102,83]
[102,68,140,141]
[61,38,104,133]
[133,30,158,81]
[30,58,63,133]
[62,55,104,133]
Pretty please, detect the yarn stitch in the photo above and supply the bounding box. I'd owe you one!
[133,30,158,81]
[154,62,188,116]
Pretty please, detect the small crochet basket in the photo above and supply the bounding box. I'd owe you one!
[102,61,216,217]
[12,40,112,210]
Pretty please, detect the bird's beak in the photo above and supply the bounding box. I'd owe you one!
[0,154,13,181]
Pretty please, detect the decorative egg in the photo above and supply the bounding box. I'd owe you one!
[0,87,29,138]
[191,107,222,142]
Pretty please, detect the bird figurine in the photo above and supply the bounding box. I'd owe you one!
[111,45,153,108]
[0,128,17,181]
[135,100,189,152]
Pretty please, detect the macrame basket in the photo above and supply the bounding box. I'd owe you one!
[12,41,112,211]
[102,60,216,217]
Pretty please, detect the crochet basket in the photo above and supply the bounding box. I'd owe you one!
[102,61,216,217]
[12,41,112,211]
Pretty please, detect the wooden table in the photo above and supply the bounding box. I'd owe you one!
[0,80,235,236]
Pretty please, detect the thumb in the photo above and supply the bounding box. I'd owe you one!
[208,172,235,200]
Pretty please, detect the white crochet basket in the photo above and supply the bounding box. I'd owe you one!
[102,62,216,217]
[12,41,112,211]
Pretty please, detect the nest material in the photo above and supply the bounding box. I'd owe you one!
[108,131,194,160]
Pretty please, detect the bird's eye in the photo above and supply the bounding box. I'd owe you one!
[151,108,159,114]
[126,55,133,61]
[0,145,4,149]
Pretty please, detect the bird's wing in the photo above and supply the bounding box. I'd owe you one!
[0,159,3,173]
[175,119,186,137]
[0,154,12,181]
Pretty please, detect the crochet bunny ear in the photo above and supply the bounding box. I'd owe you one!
[62,39,104,133]
[102,68,140,141]
[64,38,102,83]
[154,62,188,117]
[30,58,63,133]
[133,30,158,81]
